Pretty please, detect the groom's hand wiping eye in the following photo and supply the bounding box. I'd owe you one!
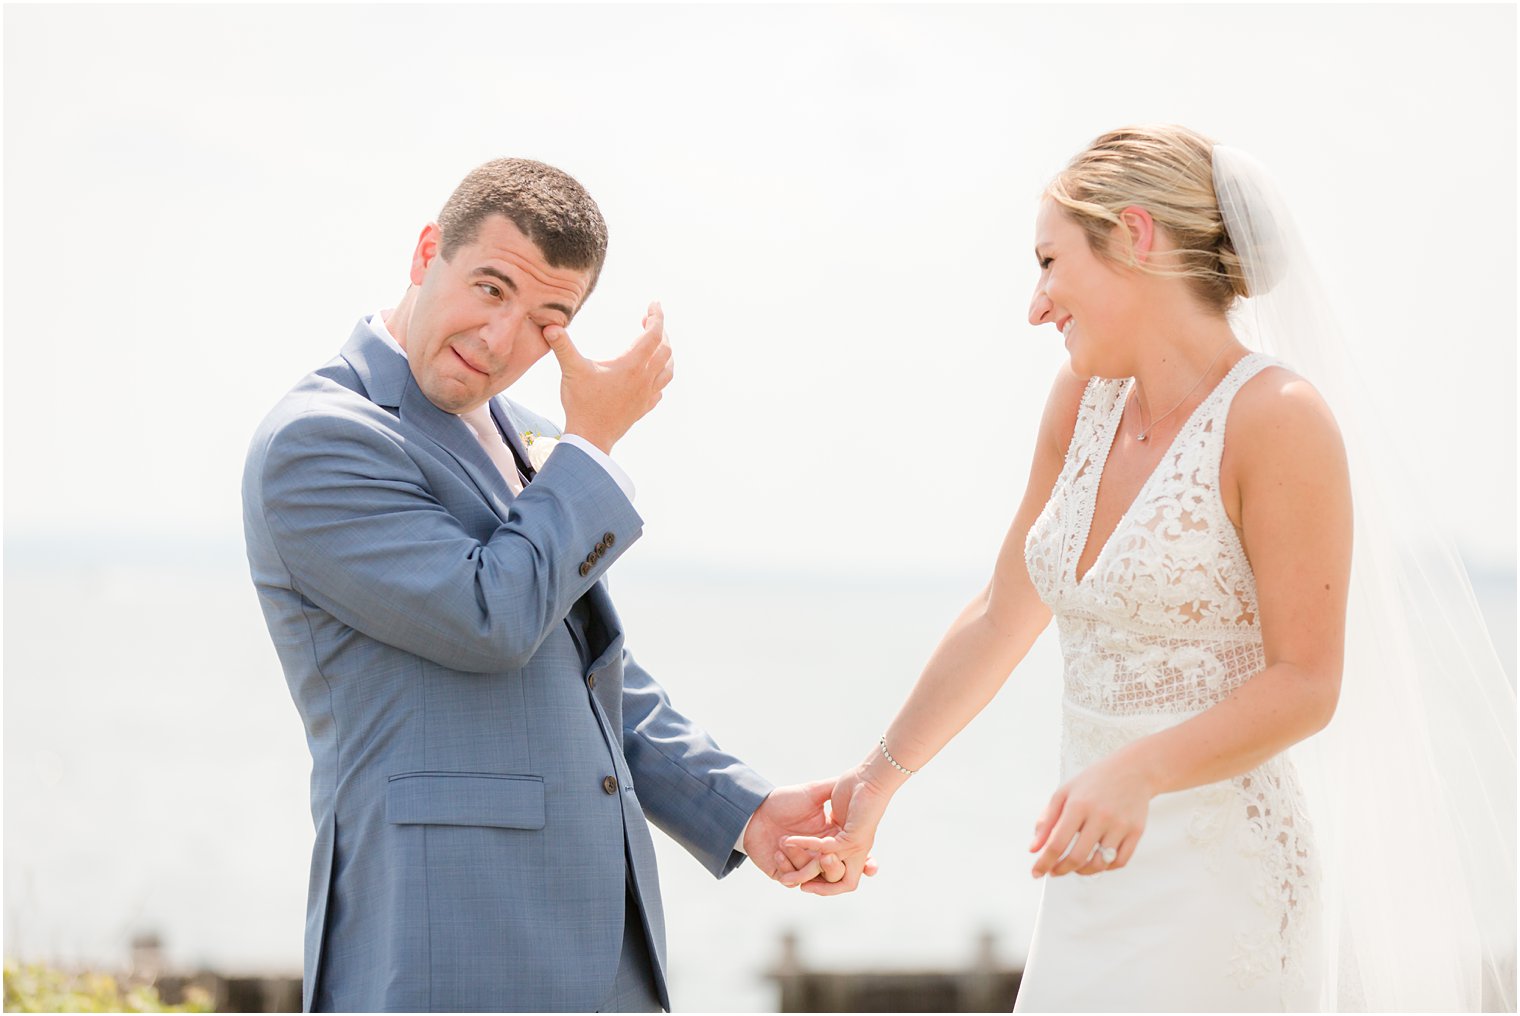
[543,301,673,457]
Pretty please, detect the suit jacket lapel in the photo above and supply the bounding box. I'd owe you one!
[490,398,537,482]
[339,317,516,520]
[399,377,516,522]
[339,318,408,410]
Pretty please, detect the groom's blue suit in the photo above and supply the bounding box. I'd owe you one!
[243,318,772,1012]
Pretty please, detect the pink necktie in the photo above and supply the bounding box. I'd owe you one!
[458,404,525,496]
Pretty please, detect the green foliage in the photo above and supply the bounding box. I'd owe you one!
[3,961,211,1013]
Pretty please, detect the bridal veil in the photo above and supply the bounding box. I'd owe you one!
[1213,144,1516,1012]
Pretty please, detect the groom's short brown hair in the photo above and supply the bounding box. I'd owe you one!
[437,158,609,298]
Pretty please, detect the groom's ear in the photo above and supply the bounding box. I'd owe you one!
[409,223,442,286]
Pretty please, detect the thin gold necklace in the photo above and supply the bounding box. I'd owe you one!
[1133,341,1235,443]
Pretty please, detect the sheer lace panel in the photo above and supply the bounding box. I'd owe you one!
[1026,355,1270,715]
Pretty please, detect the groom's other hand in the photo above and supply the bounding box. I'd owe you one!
[544,301,673,455]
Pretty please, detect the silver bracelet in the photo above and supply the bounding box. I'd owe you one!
[878,736,919,776]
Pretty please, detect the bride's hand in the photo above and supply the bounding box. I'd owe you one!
[781,763,894,895]
[1030,747,1155,878]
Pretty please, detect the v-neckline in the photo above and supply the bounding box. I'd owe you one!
[1071,354,1255,585]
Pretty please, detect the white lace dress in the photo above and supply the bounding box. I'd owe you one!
[1015,354,1322,1012]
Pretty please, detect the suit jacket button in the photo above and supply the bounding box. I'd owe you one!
[603,532,616,547]
[587,672,597,690]
[595,540,607,554]
[602,775,618,795]
[578,562,590,577]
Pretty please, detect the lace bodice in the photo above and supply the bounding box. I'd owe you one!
[1025,354,1273,725]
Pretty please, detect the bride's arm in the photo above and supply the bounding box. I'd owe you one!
[779,365,1084,893]
[1030,368,1351,879]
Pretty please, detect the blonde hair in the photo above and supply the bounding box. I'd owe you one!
[1046,125,1248,312]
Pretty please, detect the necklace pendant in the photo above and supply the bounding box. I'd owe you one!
[1136,432,1148,442]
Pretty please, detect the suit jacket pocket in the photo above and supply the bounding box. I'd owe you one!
[386,771,546,830]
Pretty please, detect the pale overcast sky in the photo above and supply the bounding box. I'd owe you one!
[4,3,1515,571]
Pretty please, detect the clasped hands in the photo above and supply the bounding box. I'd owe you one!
[749,761,901,896]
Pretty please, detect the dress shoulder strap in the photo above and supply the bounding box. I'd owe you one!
[1210,352,1279,411]
[1066,375,1131,464]
[1185,352,1281,484]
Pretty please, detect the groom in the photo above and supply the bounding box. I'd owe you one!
[242,158,851,1012]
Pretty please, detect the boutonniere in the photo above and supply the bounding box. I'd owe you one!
[521,431,560,472]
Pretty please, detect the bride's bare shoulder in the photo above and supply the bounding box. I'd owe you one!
[1227,363,1348,484]
[1232,364,1341,435]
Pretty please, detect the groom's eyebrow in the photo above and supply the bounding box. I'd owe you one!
[472,267,575,319]
[473,266,519,293]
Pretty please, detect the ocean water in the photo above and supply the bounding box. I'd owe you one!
[3,540,1514,1011]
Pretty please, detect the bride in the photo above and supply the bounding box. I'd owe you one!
[782,125,1515,1011]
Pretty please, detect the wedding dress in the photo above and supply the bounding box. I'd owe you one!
[1016,352,1321,1012]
